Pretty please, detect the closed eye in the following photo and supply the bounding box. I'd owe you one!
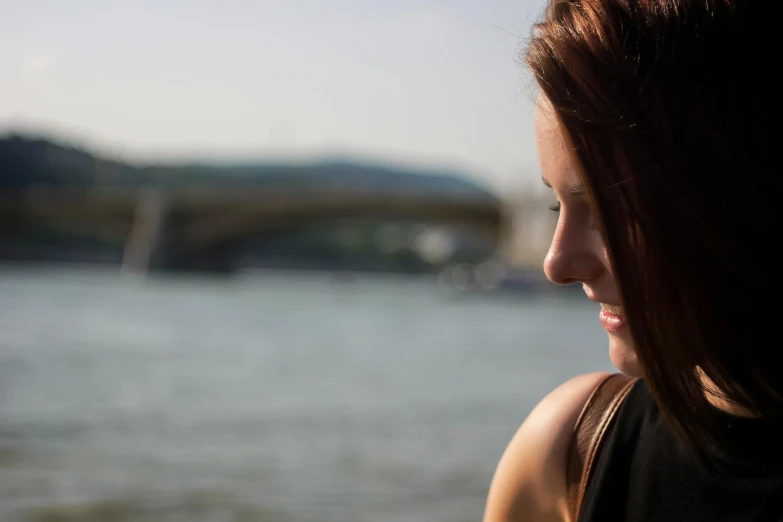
[548,201,561,212]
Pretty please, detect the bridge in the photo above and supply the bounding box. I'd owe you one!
[0,185,553,274]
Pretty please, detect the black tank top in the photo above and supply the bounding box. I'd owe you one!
[579,379,783,521]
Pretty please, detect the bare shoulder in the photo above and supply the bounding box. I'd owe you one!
[483,372,612,522]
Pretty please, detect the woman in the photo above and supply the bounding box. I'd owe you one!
[484,1,783,521]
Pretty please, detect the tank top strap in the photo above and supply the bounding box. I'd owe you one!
[566,373,639,522]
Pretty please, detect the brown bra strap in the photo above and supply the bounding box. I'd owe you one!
[566,373,638,522]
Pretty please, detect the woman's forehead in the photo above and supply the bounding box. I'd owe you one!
[535,100,581,187]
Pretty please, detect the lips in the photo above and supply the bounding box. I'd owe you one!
[584,289,626,333]
[599,307,625,333]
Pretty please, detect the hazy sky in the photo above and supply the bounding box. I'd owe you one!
[1,0,548,189]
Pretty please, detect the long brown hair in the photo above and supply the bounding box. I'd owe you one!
[526,0,783,448]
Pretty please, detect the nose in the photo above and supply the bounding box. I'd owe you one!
[543,217,604,285]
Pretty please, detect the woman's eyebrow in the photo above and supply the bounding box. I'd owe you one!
[541,176,587,196]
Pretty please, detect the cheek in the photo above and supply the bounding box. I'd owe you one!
[586,231,611,272]
[594,236,621,293]
[600,244,613,275]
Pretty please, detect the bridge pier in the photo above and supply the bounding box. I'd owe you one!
[122,188,176,274]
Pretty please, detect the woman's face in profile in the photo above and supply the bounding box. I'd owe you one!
[534,100,642,377]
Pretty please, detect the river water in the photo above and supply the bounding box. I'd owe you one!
[0,267,612,522]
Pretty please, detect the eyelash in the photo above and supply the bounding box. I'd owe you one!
[549,201,600,231]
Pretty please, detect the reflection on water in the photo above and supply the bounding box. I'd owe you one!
[0,268,612,522]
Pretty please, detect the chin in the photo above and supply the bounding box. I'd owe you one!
[608,332,643,377]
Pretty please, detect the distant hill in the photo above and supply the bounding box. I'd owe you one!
[0,133,498,202]
[0,134,144,189]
